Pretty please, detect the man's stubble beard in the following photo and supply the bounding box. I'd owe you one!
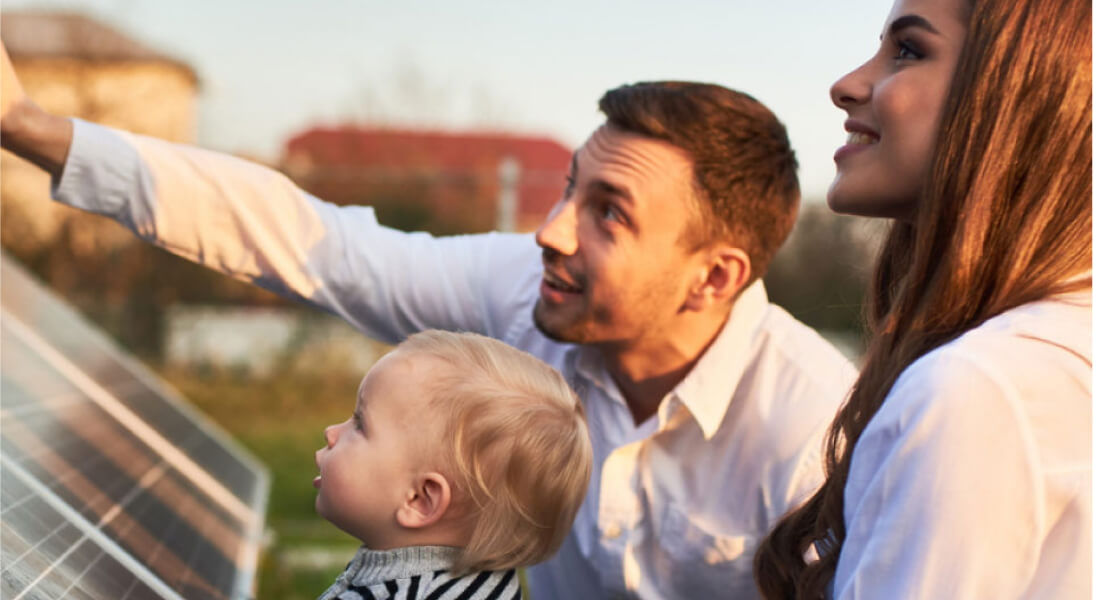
[532,297,607,345]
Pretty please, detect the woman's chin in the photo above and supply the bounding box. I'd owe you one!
[826,177,863,216]
[827,179,915,221]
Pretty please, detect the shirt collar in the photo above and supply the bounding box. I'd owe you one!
[673,280,769,439]
[343,545,460,586]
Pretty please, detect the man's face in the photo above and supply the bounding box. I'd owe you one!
[313,351,437,547]
[533,124,705,346]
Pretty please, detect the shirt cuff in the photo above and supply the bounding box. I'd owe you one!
[51,118,143,218]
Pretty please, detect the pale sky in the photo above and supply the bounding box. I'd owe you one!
[2,0,892,200]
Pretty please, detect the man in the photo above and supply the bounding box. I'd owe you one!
[1,44,855,598]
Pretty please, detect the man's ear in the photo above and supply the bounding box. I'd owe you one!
[684,245,751,312]
[396,472,452,529]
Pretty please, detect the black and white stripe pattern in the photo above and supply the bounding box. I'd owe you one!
[318,546,521,600]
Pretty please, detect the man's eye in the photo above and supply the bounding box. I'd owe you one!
[601,203,623,223]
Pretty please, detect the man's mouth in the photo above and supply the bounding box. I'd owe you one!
[313,475,322,489]
[543,269,582,294]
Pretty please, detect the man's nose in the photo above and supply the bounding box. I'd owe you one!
[535,199,579,256]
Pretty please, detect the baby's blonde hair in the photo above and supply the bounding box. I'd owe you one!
[399,330,592,573]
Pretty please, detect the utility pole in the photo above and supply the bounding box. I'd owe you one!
[495,156,520,232]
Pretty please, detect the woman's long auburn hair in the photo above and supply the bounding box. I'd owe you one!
[753,0,1092,597]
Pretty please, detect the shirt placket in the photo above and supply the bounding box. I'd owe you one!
[596,438,644,597]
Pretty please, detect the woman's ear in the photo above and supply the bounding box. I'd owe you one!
[396,472,452,529]
[684,245,752,312]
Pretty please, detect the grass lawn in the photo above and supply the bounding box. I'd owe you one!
[160,367,365,599]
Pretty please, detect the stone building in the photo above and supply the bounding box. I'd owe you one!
[0,11,198,254]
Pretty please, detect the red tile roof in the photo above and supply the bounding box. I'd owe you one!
[285,126,569,170]
[281,126,572,232]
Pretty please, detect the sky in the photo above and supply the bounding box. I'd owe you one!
[3,0,892,200]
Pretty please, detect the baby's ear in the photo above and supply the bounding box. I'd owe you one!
[396,472,451,529]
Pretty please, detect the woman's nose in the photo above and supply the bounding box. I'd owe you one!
[830,60,873,111]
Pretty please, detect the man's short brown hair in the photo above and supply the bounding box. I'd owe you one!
[599,81,800,280]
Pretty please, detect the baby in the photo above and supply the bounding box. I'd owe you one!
[314,330,593,600]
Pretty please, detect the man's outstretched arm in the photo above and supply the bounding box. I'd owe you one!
[0,41,538,344]
[0,43,72,177]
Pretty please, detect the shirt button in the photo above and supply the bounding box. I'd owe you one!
[603,523,622,540]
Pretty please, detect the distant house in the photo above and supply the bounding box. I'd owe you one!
[1,12,198,253]
[281,127,571,234]
[1,12,198,140]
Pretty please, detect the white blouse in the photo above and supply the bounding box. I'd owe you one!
[833,291,1092,599]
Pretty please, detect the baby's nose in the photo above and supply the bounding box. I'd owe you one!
[323,424,338,447]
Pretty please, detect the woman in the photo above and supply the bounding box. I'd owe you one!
[754,0,1091,597]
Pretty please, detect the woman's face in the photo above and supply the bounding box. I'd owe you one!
[827,0,968,220]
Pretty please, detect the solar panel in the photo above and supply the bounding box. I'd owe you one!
[1,253,270,600]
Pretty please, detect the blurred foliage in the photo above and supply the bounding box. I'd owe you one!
[3,209,293,358]
[765,204,884,351]
[291,170,495,235]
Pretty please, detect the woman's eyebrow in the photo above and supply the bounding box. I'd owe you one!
[882,14,940,40]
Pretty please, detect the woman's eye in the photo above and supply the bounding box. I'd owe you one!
[895,40,923,61]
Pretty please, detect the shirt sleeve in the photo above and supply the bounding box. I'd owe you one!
[831,351,1044,599]
[52,119,540,344]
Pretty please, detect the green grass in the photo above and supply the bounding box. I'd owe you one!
[159,367,365,599]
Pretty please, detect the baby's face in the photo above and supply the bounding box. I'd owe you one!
[313,350,439,547]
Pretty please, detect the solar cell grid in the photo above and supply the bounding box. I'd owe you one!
[1,254,268,600]
[3,331,249,599]
[1,256,266,508]
[5,314,260,530]
[2,464,172,600]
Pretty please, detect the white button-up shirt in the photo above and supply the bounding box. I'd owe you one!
[833,292,1091,599]
[54,119,858,599]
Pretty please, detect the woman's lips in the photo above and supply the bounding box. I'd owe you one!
[834,130,879,163]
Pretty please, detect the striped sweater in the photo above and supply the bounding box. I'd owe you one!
[317,545,521,600]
